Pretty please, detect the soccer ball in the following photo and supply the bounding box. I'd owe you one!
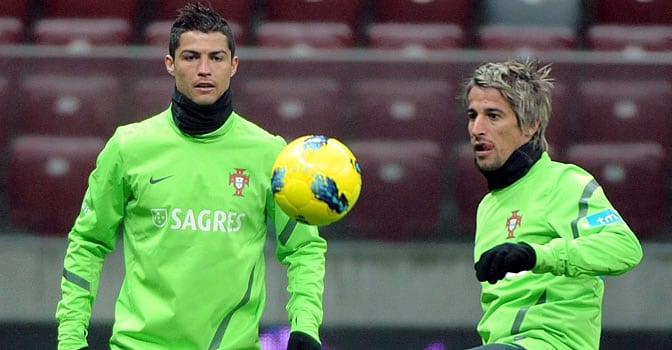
[271,135,362,226]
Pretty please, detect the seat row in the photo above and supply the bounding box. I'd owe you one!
[1,72,671,155]
[2,0,672,52]
[4,134,669,241]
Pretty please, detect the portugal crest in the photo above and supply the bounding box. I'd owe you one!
[229,168,250,196]
[505,210,522,239]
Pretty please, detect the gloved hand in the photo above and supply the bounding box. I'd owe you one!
[475,242,536,284]
[287,331,321,350]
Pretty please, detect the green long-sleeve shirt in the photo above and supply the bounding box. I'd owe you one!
[474,152,642,350]
[56,109,327,350]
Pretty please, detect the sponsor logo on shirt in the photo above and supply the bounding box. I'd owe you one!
[586,208,622,227]
[505,210,522,239]
[151,207,247,232]
[229,168,249,196]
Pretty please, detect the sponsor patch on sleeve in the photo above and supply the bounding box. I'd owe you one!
[586,208,623,227]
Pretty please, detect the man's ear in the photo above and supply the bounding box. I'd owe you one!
[165,55,175,76]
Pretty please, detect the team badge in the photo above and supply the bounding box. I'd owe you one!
[151,208,168,228]
[505,210,522,238]
[229,168,250,196]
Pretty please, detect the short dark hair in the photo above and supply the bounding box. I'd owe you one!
[169,2,236,58]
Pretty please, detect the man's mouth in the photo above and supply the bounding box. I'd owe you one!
[474,142,494,153]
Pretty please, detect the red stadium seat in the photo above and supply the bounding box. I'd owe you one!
[255,22,355,49]
[546,82,571,156]
[454,143,489,236]
[0,0,30,20]
[19,74,122,138]
[143,20,245,47]
[587,25,672,52]
[575,80,672,146]
[343,139,446,240]
[41,0,138,21]
[366,23,465,51]
[33,18,132,46]
[370,0,473,28]
[0,17,23,44]
[8,135,105,235]
[237,78,346,140]
[478,25,577,51]
[566,142,666,238]
[265,0,363,31]
[130,76,174,123]
[350,79,455,146]
[593,0,672,25]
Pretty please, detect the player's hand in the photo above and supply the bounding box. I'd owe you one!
[287,331,321,350]
[475,242,536,284]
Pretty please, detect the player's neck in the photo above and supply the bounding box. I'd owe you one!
[479,141,542,191]
[171,87,233,135]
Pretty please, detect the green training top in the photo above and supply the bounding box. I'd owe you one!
[474,152,642,350]
[55,109,327,350]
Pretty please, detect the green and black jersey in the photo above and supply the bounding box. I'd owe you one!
[474,152,642,350]
[56,109,326,350]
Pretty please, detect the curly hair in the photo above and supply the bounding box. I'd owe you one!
[461,57,555,151]
[168,2,236,59]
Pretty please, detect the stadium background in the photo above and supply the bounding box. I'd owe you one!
[1,0,671,349]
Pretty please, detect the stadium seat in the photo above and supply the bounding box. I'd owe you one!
[587,25,672,52]
[0,0,30,20]
[18,74,122,138]
[237,78,346,140]
[343,139,446,240]
[41,0,138,21]
[370,0,473,28]
[575,80,672,146]
[0,17,23,44]
[546,82,571,155]
[130,76,174,123]
[566,142,666,238]
[366,23,465,51]
[8,135,105,235]
[454,143,489,236]
[143,20,245,47]
[477,25,577,52]
[593,0,672,25]
[480,0,581,27]
[255,22,355,49]
[33,18,132,46]
[350,79,455,146]
[265,0,362,32]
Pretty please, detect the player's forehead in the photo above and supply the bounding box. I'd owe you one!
[176,30,230,54]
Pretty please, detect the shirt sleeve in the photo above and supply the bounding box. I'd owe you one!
[55,133,129,350]
[531,172,643,278]
[269,193,327,344]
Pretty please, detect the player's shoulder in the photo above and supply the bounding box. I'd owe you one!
[110,109,171,145]
[231,112,287,148]
[544,154,596,187]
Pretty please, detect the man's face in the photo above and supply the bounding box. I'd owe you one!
[164,30,238,105]
[467,86,535,171]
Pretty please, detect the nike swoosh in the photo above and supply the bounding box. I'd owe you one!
[149,175,173,184]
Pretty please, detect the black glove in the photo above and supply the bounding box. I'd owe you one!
[287,331,321,350]
[475,242,536,284]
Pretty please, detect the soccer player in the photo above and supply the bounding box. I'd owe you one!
[461,58,643,350]
[55,3,325,350]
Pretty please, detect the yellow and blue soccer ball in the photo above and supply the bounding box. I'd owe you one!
[271,135,362,226]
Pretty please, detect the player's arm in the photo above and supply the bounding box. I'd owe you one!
[55,134,129,350]
[531,175,643,277]
[270,199,327,344]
